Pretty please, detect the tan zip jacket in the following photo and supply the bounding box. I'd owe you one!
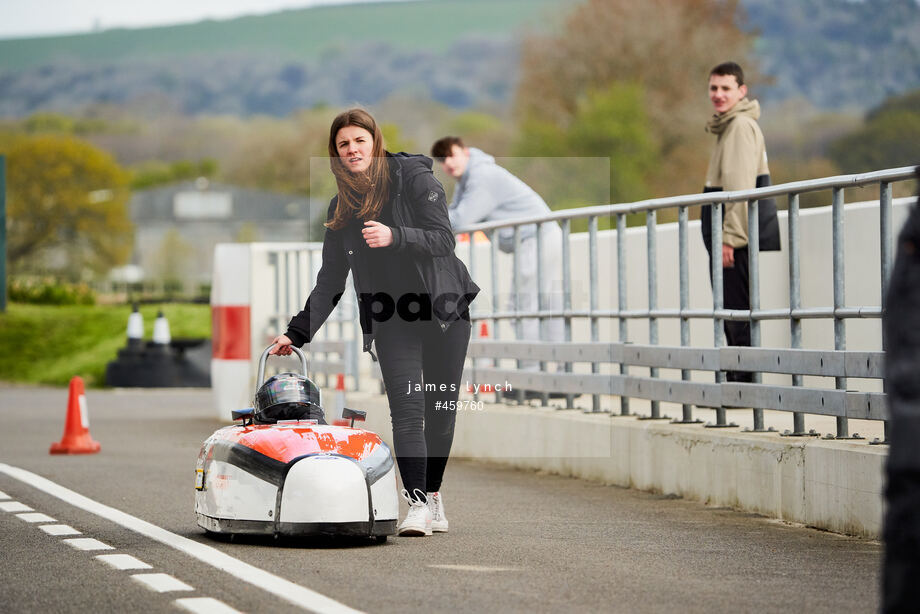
[704,98,770,248]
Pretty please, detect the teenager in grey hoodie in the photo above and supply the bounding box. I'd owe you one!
[432,137,564,373]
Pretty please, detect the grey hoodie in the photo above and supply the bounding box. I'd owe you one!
[448,148,551,253]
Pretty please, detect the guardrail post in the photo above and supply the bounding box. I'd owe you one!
[675,205,699,424]
[513,224,525,403]
[617,212,630,416]
[284,251,292,326]
[271,251,280,334]
[748,199,767,432]
[832,187,851,439]
[875,181,893,444]
[589,215,601,413]
[643,210,662,419]
[490,229,501,404]
[469,232,479,402]
[536,222,549,407]
[708,202,733,428]
[562,219,575,409]
[785,193,813,436]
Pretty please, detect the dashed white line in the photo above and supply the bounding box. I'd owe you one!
[40,524,82,536]
[0,463,365,614]
[63,537,115,551]
[428,564,518,572]
[0,501,33,513]
[16,512,56,523]
[95,554,153,570]
[174,597,243,614]
[131,573,194,593]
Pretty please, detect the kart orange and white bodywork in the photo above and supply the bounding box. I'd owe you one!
[195,419,398,539]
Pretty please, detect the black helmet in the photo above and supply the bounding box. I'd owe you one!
[253,372,325,424]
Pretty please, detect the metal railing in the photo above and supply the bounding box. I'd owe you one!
[454,166,917,440]
[265,243,360,389]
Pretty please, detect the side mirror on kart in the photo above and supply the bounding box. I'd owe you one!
[231,408,255,425]
[342,407,366,428]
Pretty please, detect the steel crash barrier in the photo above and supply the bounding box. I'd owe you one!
[451,166,917,441]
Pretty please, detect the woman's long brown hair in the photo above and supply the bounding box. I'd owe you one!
[325,108,390,231]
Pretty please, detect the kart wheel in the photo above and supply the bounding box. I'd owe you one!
[203,530,232,543]
[375,535,388,544]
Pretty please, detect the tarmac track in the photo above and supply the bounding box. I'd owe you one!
[0,385,881,613]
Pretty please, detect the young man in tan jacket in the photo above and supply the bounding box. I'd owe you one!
[700,62,780,382]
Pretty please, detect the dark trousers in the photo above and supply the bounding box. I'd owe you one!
[373,316,471,497]
[707,246,752,382]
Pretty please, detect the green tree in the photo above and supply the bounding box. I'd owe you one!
[130,158,218,190]
[3,135,133,279]
[828,89,920,173]
[226,108,336,197]
[518,84,657,204]
[515,0,753,199]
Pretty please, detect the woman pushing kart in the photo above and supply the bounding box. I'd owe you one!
[270,108,479,537]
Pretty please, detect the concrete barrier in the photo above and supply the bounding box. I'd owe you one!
[337,387,885,539]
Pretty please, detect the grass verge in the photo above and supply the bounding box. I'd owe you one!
[0,302,210,387]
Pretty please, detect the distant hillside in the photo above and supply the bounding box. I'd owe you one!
[0,0,560,70]
[0,0,918,117]
[0,35,521,116]
[743,0,920,109]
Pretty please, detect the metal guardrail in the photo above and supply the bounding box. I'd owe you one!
[262,166,914,441]
[265,243,359,390]
[455,166,917,440]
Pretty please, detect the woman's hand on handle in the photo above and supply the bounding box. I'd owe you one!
[270,334,294,356]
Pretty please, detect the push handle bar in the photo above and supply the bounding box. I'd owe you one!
[257,344,308,385]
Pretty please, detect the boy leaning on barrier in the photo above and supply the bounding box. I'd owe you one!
[700,61,781,383]
[431,137,568,396]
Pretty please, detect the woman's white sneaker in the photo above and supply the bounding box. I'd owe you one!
[427,491,448,533]
[398,489,432,536]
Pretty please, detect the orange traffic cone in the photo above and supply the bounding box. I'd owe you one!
[332,373,349,426]
[50,376,101,455]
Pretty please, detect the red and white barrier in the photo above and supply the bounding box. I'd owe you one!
[211,244,252,419]
[211,242,335,420]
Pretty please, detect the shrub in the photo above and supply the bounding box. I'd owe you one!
[8,277,96,305]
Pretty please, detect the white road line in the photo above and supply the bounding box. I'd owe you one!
[131,573,194,593]
[174,597,243,614]
[0,501,33,512]
[428,564,518,572]
[95,554,153,570]
[16,512,56,523]
[40,524,82,536]
[63,537,115,551]
[0,489,9,499]
[0,463,365,614]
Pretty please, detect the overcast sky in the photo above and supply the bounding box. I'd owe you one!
[0,0,411,39]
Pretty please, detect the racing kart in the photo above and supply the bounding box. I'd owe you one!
[195,345,398,541]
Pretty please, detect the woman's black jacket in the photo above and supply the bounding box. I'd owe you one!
[285,152,480,352]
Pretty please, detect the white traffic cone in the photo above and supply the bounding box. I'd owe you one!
[152,310,171,345]
[126,304,144,350]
